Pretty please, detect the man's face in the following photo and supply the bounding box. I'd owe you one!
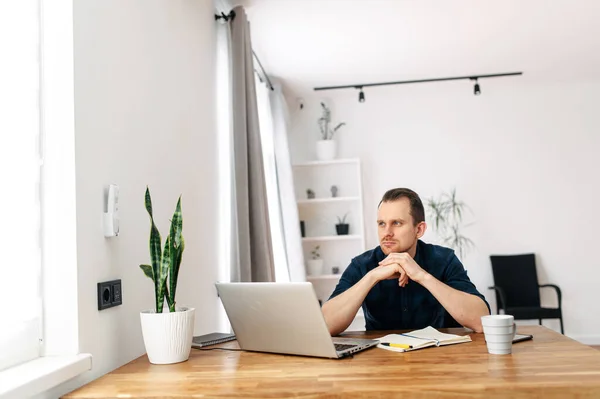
[377,198,425,256]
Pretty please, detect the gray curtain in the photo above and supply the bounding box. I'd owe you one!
[229,6,275,283]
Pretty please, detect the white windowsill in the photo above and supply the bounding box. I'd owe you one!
[0,354,92,399]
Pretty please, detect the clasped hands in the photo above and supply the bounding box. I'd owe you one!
[375,253,428,287]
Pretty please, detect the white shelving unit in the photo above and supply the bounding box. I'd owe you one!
[293,158,361,167]
[297,196,361,205]
[305,274,342,282]
[301,235,362,243]
[292,157,366,331]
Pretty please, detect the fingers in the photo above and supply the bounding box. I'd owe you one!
[379,253,408,266]
[378,257,396,266]
[396,265,408,288]
[398,274,408,287]
[399,274,408,287]
[379,262,403,280]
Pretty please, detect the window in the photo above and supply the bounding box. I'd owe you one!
[255,78,290,282]
[0,0,43,371]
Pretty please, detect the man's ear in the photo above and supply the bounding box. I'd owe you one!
[416,222,427,239]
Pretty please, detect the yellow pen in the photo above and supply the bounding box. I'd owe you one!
[381,343,412,349]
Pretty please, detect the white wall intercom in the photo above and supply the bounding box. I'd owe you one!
[103,184,119,237]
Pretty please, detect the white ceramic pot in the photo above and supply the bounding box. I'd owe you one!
[140,306,195,364]
[307,259,324,276]
[316,140,336,161]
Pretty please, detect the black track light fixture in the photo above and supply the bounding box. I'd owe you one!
[314,72,522,98]
[473,78,481,96]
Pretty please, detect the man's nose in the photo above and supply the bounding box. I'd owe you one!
[384,224,393,236]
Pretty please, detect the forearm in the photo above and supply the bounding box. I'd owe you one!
[420,273,489,332]
[322,273,378,336]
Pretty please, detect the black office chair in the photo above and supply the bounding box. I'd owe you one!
[488,253,564,334]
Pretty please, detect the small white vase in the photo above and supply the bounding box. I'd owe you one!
[316,140,336,161]
[307,259,324,276]
[140,306,195,364]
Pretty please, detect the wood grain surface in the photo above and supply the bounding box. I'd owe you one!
[62,325,600,398]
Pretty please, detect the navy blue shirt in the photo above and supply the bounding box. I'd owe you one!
[329,240,490,330]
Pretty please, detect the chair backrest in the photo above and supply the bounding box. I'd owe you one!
[489,253,540,309]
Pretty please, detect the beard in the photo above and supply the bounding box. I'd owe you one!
[380,238,416,256]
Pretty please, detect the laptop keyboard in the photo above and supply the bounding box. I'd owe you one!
[334,343,358,352]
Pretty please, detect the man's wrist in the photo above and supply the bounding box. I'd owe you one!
[365,270,380,286]
[417,271,434,286]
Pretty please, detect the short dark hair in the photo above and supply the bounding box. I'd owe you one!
[378,188,425,225]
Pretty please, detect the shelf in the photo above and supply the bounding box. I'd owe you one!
[306,274,342,281]
[302,235,362,242]
[292,158,360,168]
[297,196,360,205]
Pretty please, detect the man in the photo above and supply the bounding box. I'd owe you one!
[322,188,490,336]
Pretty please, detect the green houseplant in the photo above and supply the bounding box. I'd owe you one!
[335,212,349,235]
[307,245,324,276]
[425,188,474,260]
[139,187,195,365]
[318,102,345,140]
[316,102,345,161]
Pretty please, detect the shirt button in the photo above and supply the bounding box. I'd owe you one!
[403,308,407,312]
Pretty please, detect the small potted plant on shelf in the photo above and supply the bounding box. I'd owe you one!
[307,245,324,276]
[316,102,345,161]
[336,212,350,235]
[139,186,195,365]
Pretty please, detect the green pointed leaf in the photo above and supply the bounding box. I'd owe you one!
[144,186,153,218]
[169,196,183,248]
[145,187,163,313]
[157,235,171,313]
[168,197,184,310]
[139,264,154,281]
[165,284,174,312]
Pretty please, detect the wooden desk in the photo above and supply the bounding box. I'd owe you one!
[63,326,600,398]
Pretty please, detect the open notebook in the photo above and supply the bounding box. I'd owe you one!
[375,326,472,352]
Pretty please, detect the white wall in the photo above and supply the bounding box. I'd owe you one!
[48,1,220,396]
[287,75,600,344]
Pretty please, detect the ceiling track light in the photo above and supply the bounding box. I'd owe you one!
[314,72,522,99]
[471,77,481,96]
[357,87,365,103]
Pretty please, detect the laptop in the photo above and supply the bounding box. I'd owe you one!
[215,282,379,359]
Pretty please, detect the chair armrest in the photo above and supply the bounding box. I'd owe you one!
[539,284,562,308]
[487,286,507,314]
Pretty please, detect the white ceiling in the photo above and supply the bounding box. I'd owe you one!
[239,0,600,95]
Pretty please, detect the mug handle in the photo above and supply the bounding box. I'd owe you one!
[511,322,516,340]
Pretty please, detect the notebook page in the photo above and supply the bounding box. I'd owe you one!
[374,333,438,352]
[406,326,472,346]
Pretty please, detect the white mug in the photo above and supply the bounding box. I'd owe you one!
[481,314,514,327]
[482,315,516,355]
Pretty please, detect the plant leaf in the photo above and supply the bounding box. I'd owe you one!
[145,187,163,313]
[164,284,172,312]
[168,197,184,311]
[157,235,171,313]
[139,264,154,281]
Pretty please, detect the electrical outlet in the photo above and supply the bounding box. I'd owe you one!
[98,279,122,310]
[112,281,122,306]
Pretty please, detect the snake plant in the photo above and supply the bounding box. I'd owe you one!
[139,187,185,313]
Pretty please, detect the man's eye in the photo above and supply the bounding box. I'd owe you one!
[393,221,401,226]
[378,222,385,227]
